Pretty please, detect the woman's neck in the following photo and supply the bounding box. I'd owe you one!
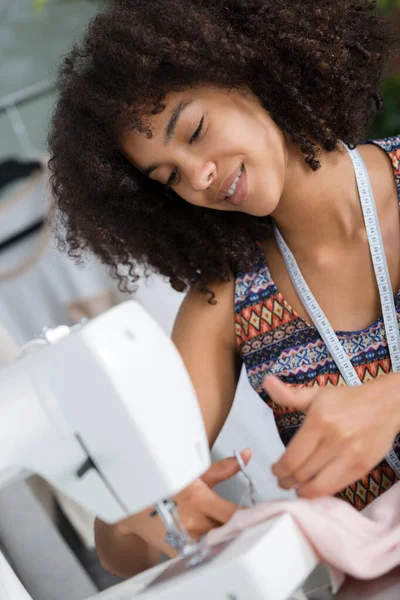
[270,140,365,259]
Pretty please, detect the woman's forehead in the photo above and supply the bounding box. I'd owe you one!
[120,125,161,169]
[120,90,188,142]
[120,86,242,165]
[120,89,197,153]
[123,86,235,135]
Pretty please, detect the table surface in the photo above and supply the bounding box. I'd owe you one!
[93,564,400,600]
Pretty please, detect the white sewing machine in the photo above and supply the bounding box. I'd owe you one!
[0,301,318,600]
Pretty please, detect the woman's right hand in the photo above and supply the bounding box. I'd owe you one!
[116,448,251,559]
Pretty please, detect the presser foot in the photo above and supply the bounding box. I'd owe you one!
[153,499,211,565]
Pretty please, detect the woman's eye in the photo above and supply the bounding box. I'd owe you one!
[167,168,178,185]
[189,117,204,145]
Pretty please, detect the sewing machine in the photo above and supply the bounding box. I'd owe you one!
[0,301,318,600]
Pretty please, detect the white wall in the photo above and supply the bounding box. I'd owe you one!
[0,0,100,161]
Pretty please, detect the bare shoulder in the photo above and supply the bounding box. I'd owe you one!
[173,277,237,348]
[359,142,398,206]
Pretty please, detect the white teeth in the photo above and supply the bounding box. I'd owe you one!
[226,165,244,199]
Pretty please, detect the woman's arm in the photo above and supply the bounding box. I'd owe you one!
[95,277,242,577]
[172,278,242,448]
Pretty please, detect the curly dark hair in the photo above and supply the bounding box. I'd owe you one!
[48,0,395,294]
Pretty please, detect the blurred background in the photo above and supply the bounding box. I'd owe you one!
[369,0,400,137]
[0,1,398,600]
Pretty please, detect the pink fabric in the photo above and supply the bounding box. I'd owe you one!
[206,482,400,592]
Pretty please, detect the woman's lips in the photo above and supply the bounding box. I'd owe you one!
[224,165,248,207]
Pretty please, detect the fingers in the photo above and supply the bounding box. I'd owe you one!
[263,376,316,411]
[276,438,337,490]
[201,448,252,488]
[182,514,220,541]
[118,450,248,561]
[198,485,240,523]
[272,420,321,482]
[295,454,359,499]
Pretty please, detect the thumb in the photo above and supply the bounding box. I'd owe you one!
[201,448,252,489]
[263,376,315,412]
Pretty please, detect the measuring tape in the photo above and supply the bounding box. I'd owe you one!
[274,143,400,476]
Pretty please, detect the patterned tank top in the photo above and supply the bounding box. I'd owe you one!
[235,135,400,510]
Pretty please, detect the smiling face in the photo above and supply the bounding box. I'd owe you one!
[120,86,288,217]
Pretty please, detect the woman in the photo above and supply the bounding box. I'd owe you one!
[49,0,400,578]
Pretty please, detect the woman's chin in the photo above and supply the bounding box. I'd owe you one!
[245,202,275,218]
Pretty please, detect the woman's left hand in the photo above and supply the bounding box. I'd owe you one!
[263,374,400,498]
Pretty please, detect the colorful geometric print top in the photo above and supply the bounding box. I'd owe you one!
[235,135,400,511]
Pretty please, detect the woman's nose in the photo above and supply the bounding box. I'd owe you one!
[187,160,216,191]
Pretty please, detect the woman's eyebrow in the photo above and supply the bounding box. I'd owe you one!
[142,99,194,176]
[164,99,193,145]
